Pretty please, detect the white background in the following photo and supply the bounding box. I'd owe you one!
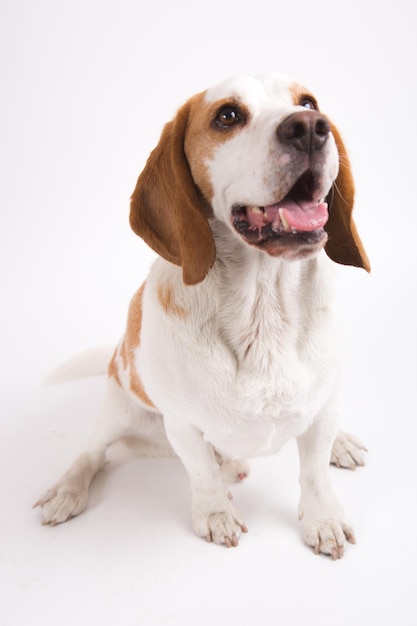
[1,1,416,624]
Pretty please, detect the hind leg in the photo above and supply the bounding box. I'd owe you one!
[34,379,136,525]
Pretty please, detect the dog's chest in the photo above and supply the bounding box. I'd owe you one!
[191,263,337,455]
[143,256,336,457]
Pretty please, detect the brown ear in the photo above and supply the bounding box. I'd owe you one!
[130,101,216,285]
[324,124,370,272]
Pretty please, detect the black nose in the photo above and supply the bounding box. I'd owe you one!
[277,111,330,153]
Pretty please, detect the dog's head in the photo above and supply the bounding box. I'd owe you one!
[130,74,370,285]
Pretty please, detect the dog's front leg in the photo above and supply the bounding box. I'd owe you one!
[164,416,248,547]
[297,410,356,559]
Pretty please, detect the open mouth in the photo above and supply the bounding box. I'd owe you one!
[231,170,329,250]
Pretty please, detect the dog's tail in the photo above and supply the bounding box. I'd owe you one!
[45,346,115,384]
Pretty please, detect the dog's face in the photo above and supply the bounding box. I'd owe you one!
[130,74,369,284]
[185,75,339,261]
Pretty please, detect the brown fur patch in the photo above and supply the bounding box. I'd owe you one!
[120,340,128,369]
[108,347,121,386]
[126,283,146,350]
[130,368,155,407]
[129,94,216,285]
[124,282,156,408]
[185,93,249,204]
[325,124,370,272]
[289,82,318,109]
[157,282,188,319]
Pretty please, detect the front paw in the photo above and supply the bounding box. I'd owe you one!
[300,512,356,559]
[33,481,88,525]
[193,505,248,548]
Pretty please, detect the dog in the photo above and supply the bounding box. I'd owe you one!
[34,74,370,559]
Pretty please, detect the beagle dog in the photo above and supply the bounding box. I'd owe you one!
[35,74,370,559]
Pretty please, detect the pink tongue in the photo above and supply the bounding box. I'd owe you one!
[266,199,328,232]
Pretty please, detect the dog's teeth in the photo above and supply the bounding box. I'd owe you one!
[250,206,264,215]
[278,208,290,231]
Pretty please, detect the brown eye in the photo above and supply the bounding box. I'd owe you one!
[215,106,243,128]
[299,96,318,110]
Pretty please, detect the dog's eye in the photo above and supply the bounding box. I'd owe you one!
[214,106,243,128]
[299,96,318,110]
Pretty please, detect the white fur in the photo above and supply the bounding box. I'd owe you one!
[205,75,338,217]
[35,75,366,558]
[45,346,114,383]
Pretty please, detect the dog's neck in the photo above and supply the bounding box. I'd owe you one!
[209,219,335,368]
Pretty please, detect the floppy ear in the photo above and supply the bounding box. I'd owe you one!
[324,124,370,272]
[130,101,216,285]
